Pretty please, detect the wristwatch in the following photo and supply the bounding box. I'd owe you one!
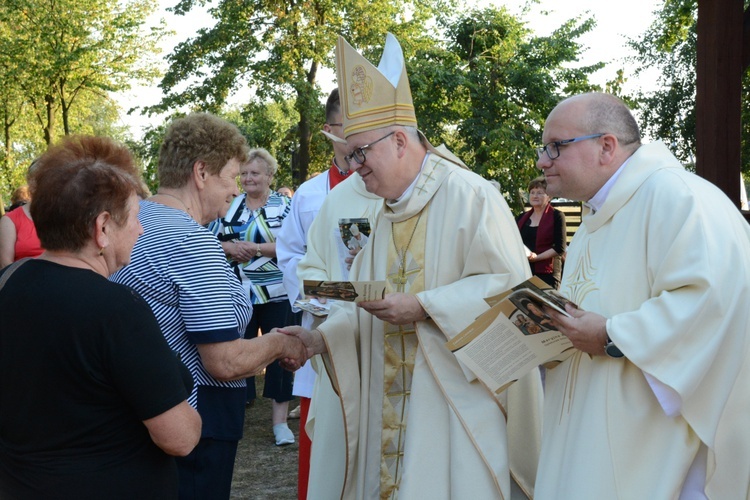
[604,335,624,358]
[255,244,263,258]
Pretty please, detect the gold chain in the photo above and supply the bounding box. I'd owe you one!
[391,210,424,276]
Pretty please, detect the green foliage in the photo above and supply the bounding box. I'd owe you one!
[628,0,750,174]
[627,0,697,166]
[153,0,451,185]
[0,0,164,199]
[409,7,601,210]
[127,121,172,196]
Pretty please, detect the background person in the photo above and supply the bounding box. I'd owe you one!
[275,88,355,499]
[0,135,201,498]
[210,148,296,446]
[277,186,294,198]
[0,165,43,268]
[7,185,31,212]
[515,176,566,288]
[534,92,750,498]
[111,113,306,500]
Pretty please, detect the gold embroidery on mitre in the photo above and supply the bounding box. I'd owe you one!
[335,34,418,139]
[380,208,428,499]
[350,65,373,105]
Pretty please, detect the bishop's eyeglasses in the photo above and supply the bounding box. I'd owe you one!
[345,131,395,165]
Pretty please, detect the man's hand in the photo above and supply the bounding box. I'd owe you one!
[275,326,327,371]
[358,293,427,325]
[545,303,608,356]
[263,331,308,371]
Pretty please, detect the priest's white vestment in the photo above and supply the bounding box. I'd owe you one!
[536,142,750,499]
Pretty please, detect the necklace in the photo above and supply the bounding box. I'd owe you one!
[156,192,191,213]
[390,211,424,289]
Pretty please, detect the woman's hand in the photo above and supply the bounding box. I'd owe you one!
[221,240,256,262]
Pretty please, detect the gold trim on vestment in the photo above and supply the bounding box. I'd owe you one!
[380,207,428,499]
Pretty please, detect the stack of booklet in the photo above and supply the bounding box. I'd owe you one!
[446,276,577,393]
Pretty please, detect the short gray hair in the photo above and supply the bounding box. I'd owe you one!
[247,148,278,176]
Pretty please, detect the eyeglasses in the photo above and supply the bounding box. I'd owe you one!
[536,134,604,160]
[344,131,395,165]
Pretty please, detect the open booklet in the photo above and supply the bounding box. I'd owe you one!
[445,276,577,394]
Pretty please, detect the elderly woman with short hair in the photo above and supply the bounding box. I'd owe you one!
[0,135,202,498]
[111,114,306,499]
[210,148,297,446]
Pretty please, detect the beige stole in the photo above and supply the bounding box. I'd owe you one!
[380,207,428,499]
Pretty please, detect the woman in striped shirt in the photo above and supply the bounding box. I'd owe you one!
[210,148,296,446]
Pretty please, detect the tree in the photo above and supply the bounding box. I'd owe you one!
[409,7,602,209]
[628,0,750,174]
[153,0,451,186]
[0,0,165,198]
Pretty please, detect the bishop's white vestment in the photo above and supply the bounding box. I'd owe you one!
[297,173,383,499]
[318,153,542,499]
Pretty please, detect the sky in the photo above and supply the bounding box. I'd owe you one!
[111,0,663,136]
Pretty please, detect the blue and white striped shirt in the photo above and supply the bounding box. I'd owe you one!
[111,201,252,407]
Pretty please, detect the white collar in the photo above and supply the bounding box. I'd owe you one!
[585,156,632,213]
[391,152,430,203]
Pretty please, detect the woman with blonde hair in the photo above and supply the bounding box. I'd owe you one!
[0,166,43,268]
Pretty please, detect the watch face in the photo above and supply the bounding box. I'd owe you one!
[605,343,624,358]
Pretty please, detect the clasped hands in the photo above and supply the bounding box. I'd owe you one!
[276,292,428,371]
[225,240,256,262]
[543,303,609,356]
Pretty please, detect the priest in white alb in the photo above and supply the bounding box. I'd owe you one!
[535,92,750,499]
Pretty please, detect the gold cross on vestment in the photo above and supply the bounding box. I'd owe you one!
[387,262,420,293]
[415,171,437,196]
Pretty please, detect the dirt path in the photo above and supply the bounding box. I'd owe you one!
[231,375,300,499]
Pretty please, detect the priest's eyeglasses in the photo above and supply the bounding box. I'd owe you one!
[345,131,395,165]
[536,134,604,160]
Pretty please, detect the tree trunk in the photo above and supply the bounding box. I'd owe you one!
[293,59,319,186]
[2,109,13,193]
[44,94,55,145]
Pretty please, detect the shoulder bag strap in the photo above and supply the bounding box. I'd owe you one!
[0,258,31,293]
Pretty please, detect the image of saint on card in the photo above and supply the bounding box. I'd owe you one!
[338,218,372,273]
[339,218,371,251]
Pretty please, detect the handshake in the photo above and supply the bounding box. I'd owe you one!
[268,326,326,372]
